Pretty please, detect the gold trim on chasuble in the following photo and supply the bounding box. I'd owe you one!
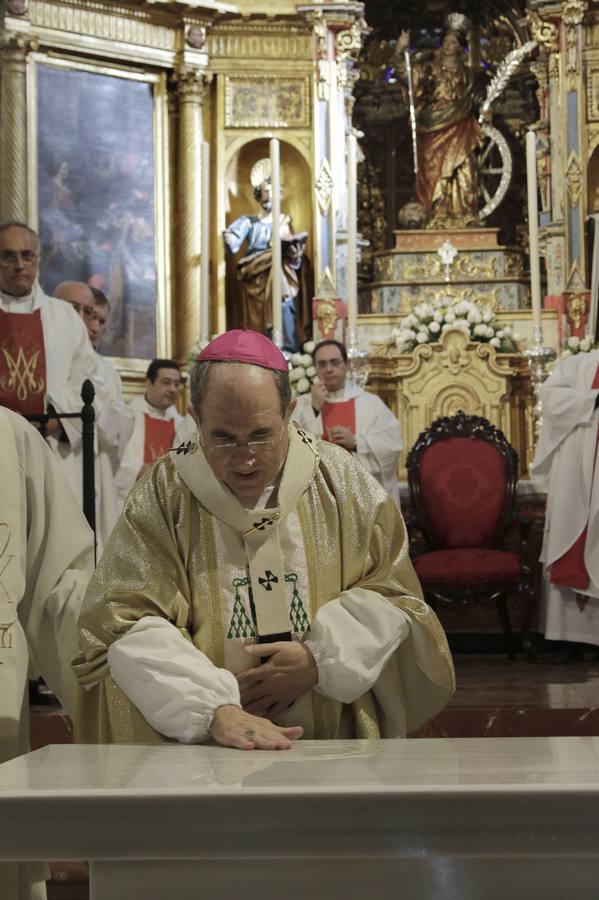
[199,506,226,669]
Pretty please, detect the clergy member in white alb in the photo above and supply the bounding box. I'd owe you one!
[532,348,599,658]
[115,358,191,502]
[292,339,402,504]
[0,222,109,452]
[74,329,454,750]
[0,405,94,900]
[52,281,134,554]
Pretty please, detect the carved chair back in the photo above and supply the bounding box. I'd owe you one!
[406,410,518,551]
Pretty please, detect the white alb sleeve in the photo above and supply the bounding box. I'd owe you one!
[107,616,241,743]
[304,588,411,704]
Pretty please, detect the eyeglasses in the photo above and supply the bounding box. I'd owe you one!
[200,421,287,456]
[0,251,38,267]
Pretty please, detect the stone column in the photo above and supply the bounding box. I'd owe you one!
[0,33,38,221]
[171,65,207,364]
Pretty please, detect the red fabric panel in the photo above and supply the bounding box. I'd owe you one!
[551,528,590,591]
[592,364,599,390]
[551,424,599,590]
[413,548,522,585]
[0,309,46,415]
[418,437,507,547]
[143,414,175,464]
[321,398,356,442]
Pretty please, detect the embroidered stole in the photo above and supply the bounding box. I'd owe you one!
[0,308,46,415]
[172,425,317,640]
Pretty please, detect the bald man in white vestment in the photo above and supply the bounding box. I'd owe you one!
[52,281,134,549]
[532,349,599,658]
[292,340,402,505]
[0,406,94,900]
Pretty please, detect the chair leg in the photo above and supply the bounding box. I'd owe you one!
[496,594,515,659]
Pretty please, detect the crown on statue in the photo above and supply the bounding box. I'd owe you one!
[445,11,470,34]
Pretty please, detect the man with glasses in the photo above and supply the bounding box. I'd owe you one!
[52,281,135,553]
[75,329,453,750]
[293,339,403,505]
[115,358,192,502]
[0,222,102,433]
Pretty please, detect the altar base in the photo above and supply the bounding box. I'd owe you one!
[364,227,529,316]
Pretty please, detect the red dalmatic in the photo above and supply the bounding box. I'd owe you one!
[321,398,357,442]
[0,309,46,415]
[143,414,176,464]
[551,363,599,591]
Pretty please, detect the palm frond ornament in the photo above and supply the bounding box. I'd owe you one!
[479,41,538,122]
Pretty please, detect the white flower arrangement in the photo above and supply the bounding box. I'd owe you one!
[561,335,598,358]
[288,341,317,396]
[391,298,522,354]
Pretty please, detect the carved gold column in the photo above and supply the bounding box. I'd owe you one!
[172,65,207,364]
[0,33,38,221]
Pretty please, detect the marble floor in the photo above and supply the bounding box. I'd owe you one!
[34,653,599,899]
[416,653,599,737]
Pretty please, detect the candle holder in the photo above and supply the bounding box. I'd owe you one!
[523,325,556,440]
[346,328,370,388]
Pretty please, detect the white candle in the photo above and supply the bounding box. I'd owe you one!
[269,138,283,346]
[526,130,543,331]
[346,133,358,335]
[201,140,210,341]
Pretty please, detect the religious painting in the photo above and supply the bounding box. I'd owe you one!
[32,56,170,362]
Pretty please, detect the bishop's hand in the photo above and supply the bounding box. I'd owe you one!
[209,704,303,751]
[237,641,318,719]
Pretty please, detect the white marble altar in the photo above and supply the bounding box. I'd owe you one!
[1,738,599,899]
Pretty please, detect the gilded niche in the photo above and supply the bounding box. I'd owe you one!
[225,75,310,128]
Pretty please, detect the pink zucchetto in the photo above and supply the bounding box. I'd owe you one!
[196,328,288,373]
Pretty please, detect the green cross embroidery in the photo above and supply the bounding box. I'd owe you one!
[226,573,310,639]
[227,577,256,639]
[286,573,310,634]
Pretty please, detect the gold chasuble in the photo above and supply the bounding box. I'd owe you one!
[74,425,454,743]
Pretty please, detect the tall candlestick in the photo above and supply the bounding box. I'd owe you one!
[526,130,543,333]
[346,133,358,336]
[269,138,283,347]
[201,140,210,342]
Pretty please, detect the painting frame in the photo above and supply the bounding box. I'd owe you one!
[26,52,172,373]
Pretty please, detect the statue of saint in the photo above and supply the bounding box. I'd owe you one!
[224,159,311,351]
[395,14,485,229]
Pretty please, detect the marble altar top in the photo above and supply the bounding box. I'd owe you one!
[1,737,598,795]
[1,738,598,861]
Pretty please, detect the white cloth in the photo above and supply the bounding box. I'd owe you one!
[292,383,402,504]
[0,282,122,557]
[0,406,94,900]
[115,394,191,502]
[532,350,599,642]
[107,593,411,743]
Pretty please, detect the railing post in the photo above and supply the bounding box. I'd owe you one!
[80,379,96,541]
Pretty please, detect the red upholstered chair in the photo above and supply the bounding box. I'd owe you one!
[406,410,535,658]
